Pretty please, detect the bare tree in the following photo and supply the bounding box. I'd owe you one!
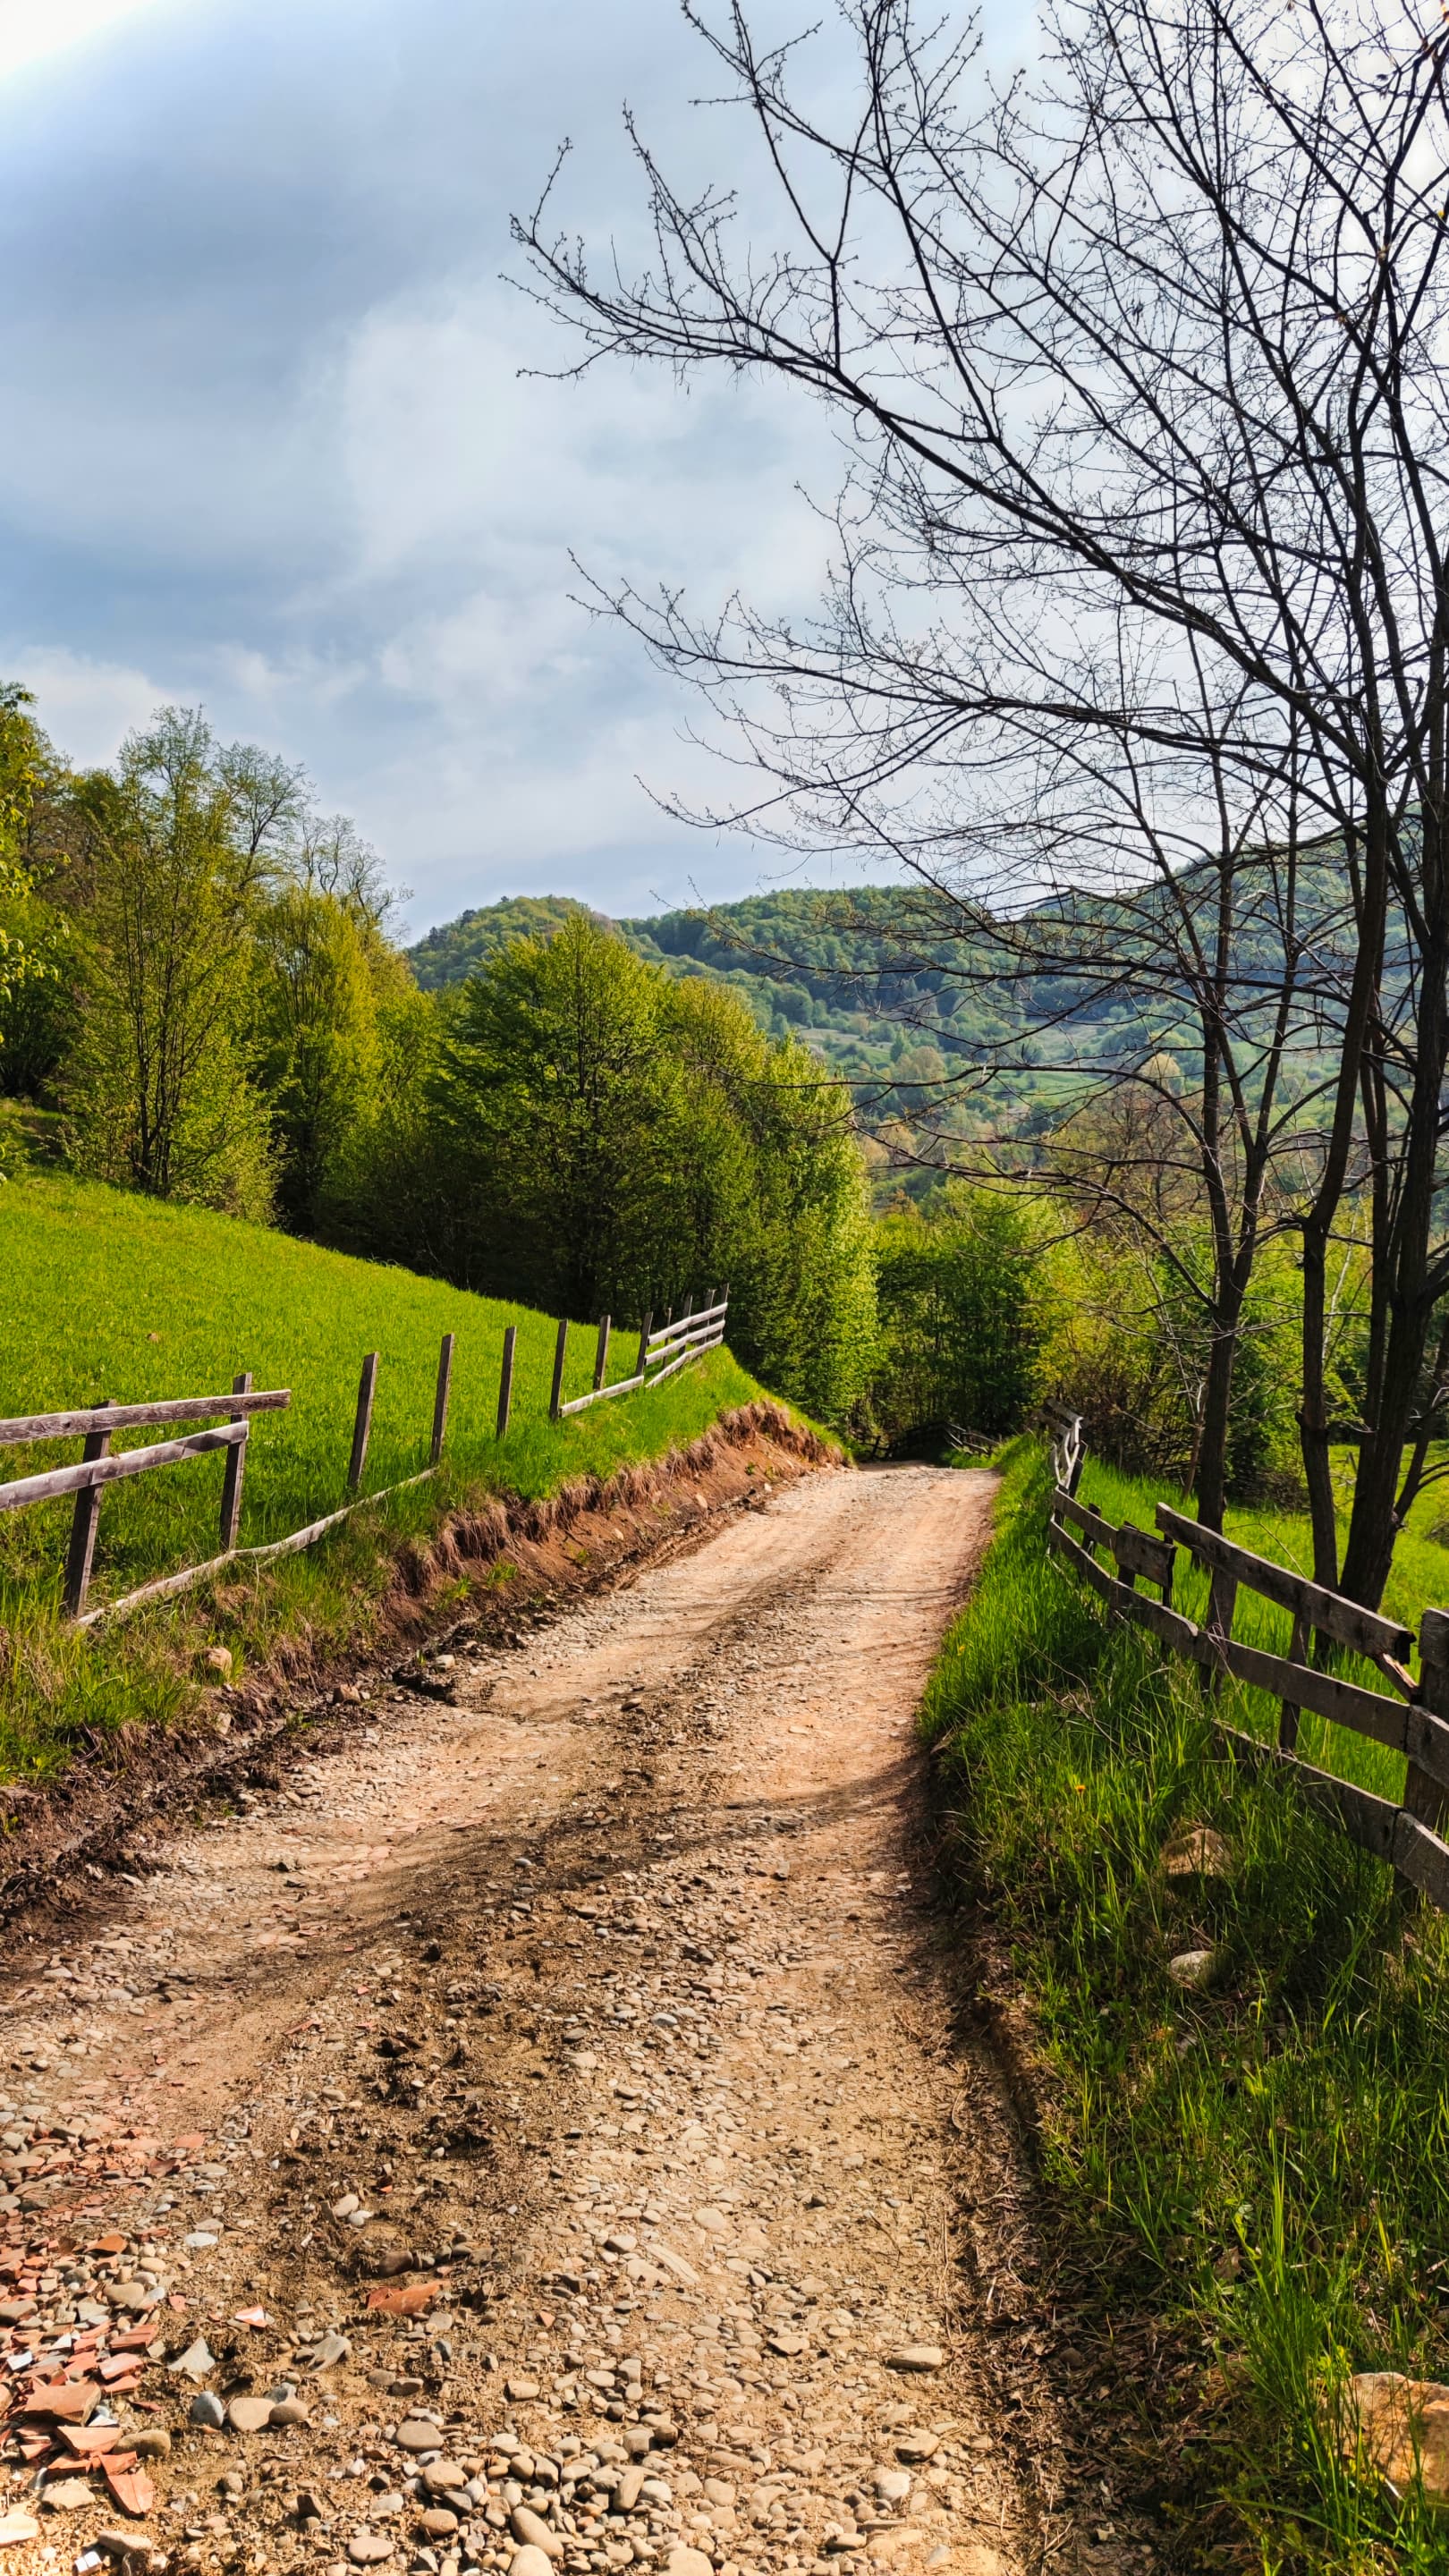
[518,0,1449,1601]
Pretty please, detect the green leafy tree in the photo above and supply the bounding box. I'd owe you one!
[873,1189,1045,1448]
[250,886,406,1232]
[63,709,274,1216]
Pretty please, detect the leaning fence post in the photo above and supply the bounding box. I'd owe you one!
[430,1333,454,1466]
[549,1318,570,1422]
[681,1292,694,1322]
[348,1352,379,1492]
[594,1315,612,1392]
[218,1370,252,1551]
[1408,1611,1449,1836]
[635,1311,653,1380]
[63,1401,112,1619]
[496,1326,517,1439]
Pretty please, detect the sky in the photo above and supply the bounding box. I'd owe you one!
[0,0,945,936]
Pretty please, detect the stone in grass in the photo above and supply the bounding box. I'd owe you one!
[1166,1946,1219,1991]
[1338,2372,1449,2499]
[1162,1825,1233,1881]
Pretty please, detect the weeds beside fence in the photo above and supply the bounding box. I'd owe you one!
[925,1436,1449,2569]
[1046,1411,1449,1912]
[1,1291,729,1626]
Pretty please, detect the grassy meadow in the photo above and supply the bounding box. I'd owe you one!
[0,1171,770,1784]
[928,1443,1449,2572]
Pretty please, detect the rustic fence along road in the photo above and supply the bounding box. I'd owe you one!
[551,1292,729,1420]
[0,1291,729,1626]
[1046,1411,1449,1912]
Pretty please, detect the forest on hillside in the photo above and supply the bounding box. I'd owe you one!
[0,672,1436,1597]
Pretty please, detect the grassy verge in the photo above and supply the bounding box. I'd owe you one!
[926,1440,1449,2573]
[0,1172,796,1785]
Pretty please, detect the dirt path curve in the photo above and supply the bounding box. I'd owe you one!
[0,1462,1083,2576]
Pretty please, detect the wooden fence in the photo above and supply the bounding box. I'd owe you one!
[550,1292,729,1421]
[2,1291,730,1623]
[1046,1413,1449,1911]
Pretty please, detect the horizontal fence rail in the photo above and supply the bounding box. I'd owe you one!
[0,1391,291,1446]
[1045,1413,1449,1912]
[555,1292,728,1419]
[6,1291,734,1622]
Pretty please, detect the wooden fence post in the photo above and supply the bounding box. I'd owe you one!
[348,1352,379,1492]
[681,1293,694,1322]
[635,1311,652,1380]
[594,1315,612,1392]
[431,1333,454,1466]
[496,1326,517,1439]
[549,1318,569,1422]
[218,1370,252,1551]
[63,1402,111,1618]
[1408,1611,1449,1834]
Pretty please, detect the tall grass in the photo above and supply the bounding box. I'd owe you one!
[0,1172,774,1784]
[927,1442,1449,2572]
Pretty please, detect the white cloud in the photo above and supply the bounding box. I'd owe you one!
[10,645,170,767]
[0,0,182,80]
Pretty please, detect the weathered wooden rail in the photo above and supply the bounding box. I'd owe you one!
[0,1383,291,1616]
[1046,1414,1449,1911]
[552,1293,728,1421]
[4,1290,733,1623]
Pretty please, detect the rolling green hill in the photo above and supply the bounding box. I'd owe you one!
[0,1172,768,1785]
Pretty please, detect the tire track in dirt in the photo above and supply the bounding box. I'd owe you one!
[0,1461,1123,2576]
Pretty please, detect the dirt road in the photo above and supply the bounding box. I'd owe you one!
[0,1461,1092,2576]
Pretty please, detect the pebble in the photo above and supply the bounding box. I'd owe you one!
[886,2345,945,2372]
[171,2338,216,2381]
[895,2433,938,2462]
[227,2396,275,2434]
[270,2398,310,2428]
[613,2466,646,2512]
[504,2553,555,2576]
[875,2471,911,2504]
[1166,1945,1217,1989]
[419,2512,457,2539]
[396,2421,444,2453]
[507,2507,561,2559]
[190,2394,226,2429]
[347,2536,395,2566]
[40,2480,93,2514]
[504,2377,539,2402]
[665,2550,714,2576]
[131,2430,172,2461]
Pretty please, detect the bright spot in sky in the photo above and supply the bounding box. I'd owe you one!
[0,0,167,77]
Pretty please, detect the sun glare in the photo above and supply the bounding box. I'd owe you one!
[0,0,172,79]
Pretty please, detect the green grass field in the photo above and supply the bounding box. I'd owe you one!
[0,1172,758,1610]
[0,1173,772,1785]
[928,1444,1449,2572]
[1067,1453,1449,1808]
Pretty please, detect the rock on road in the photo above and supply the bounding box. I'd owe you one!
[0,1461,1094,2576]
